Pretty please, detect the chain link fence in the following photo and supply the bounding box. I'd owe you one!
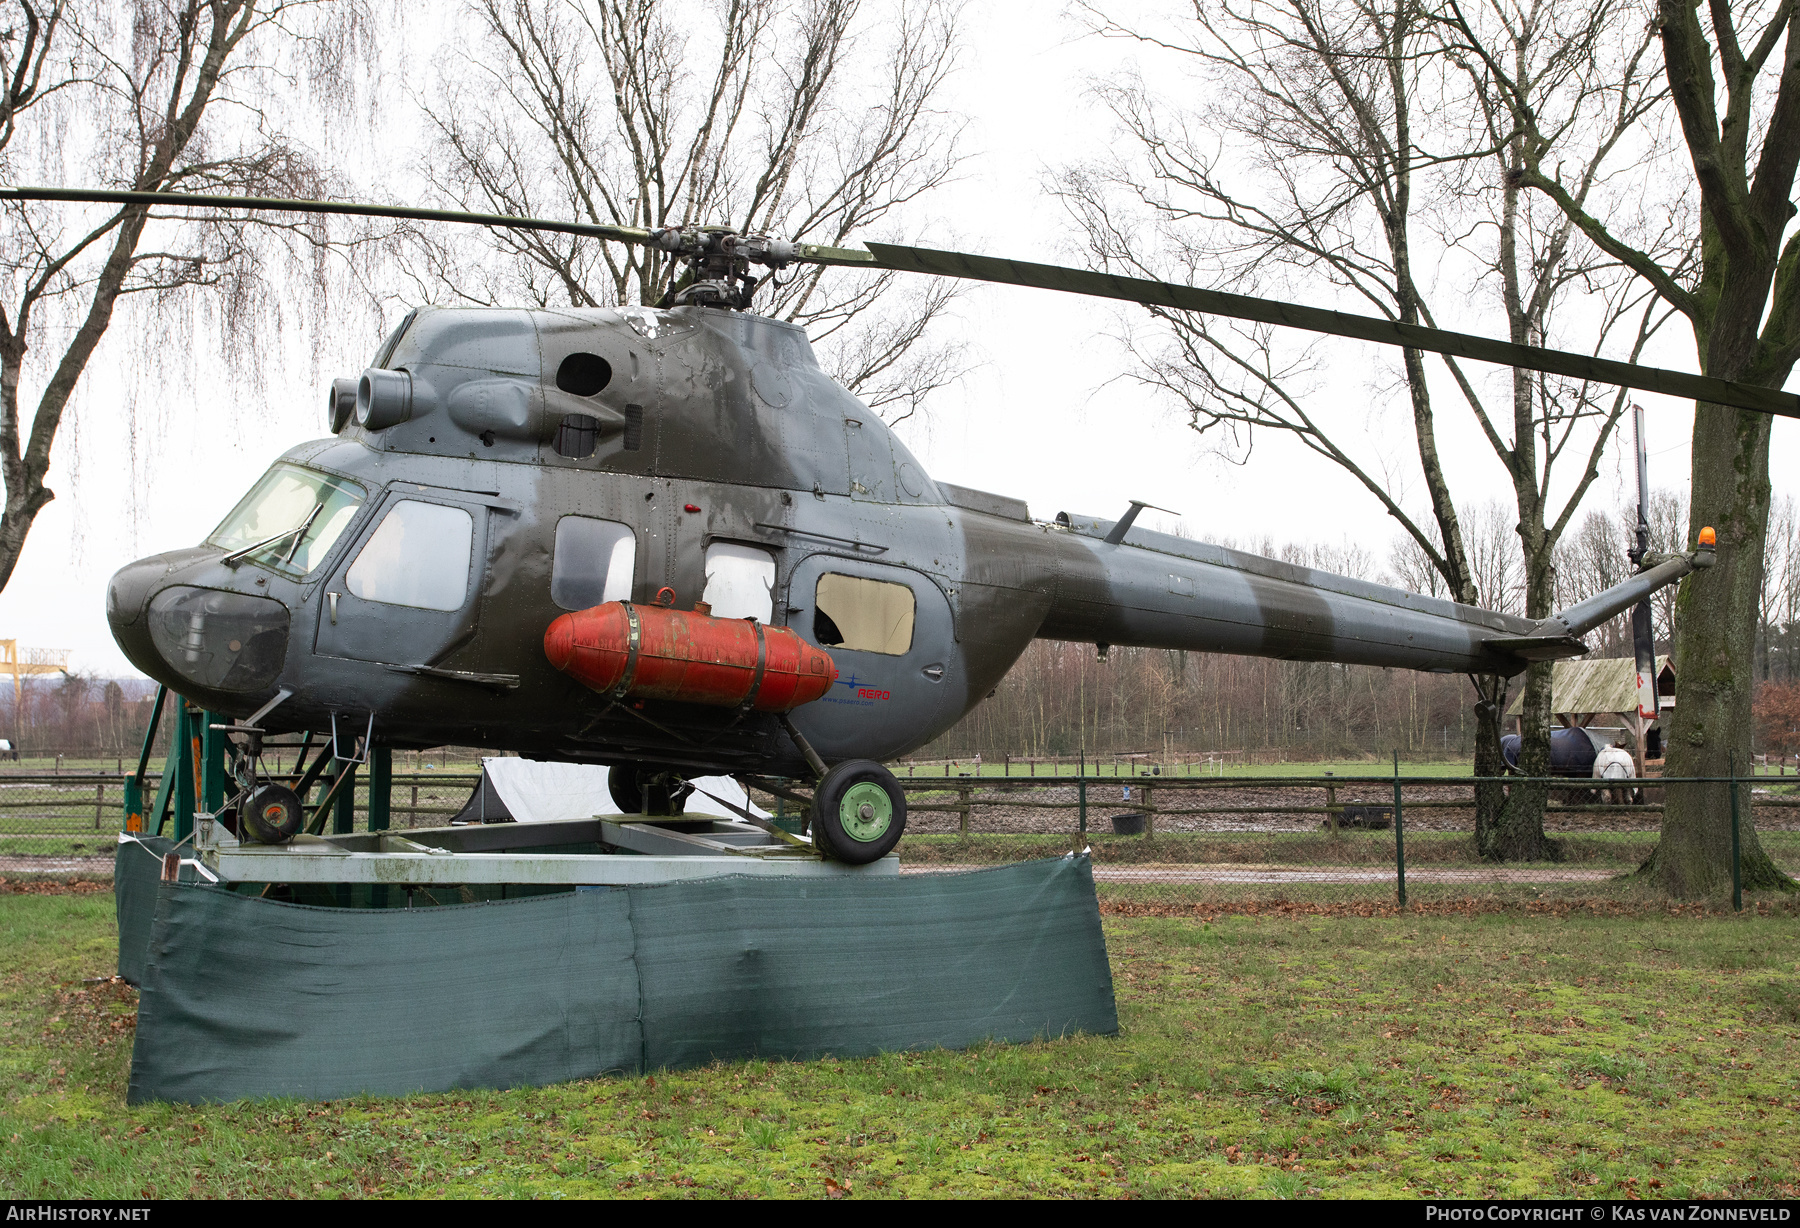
[5,765,1798,911]
[882,771,1800,910]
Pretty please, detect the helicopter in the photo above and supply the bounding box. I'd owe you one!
[7,186,1774,866]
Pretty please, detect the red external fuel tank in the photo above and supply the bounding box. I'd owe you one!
[543,601,837,711]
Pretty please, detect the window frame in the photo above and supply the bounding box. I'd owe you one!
[702,540,777,623]
[343,497,479,612]
[550,514,638,612]
[812,570,918,656]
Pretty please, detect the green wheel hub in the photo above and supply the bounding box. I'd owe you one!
[838,781,893,843]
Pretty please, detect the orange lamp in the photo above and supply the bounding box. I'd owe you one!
[1698,525,1717,547]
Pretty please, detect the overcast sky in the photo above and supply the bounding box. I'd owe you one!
[1,0,1793,679]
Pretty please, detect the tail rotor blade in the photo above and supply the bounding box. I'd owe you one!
[1629,405,1658,723]
[1633,600,1659,721]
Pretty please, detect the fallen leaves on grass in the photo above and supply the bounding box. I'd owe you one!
[1099,897,1800,920]
[0,877,110,896]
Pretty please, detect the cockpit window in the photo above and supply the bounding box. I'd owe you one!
[207,464,366,575]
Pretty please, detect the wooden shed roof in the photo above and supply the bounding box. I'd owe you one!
[1504,655,1673,719]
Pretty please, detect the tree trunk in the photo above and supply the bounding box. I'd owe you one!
[1470,679,1509,849]
[1650,401,1794,893]
[1485,660,1561,861]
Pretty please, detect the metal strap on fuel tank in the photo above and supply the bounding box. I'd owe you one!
[741,619,769,711]
[612,602,644,700]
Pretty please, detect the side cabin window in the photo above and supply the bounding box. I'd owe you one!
[813,573,915,655]
[703,543,776,622]
[551,516,636,610]
[346,500,474,610]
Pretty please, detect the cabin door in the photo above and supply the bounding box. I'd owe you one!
[782,554,955,761]
[313,491,491,667]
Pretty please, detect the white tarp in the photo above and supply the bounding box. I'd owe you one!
[480,757,770,822]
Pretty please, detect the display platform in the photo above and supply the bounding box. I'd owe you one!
[115,838,1118,1104]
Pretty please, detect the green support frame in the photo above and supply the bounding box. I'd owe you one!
[331,758,359,835]
[140,700,223,841]
[121,691,402,842]
[122,686,170,834]
[368,746,391,831]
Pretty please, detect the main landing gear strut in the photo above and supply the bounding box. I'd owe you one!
[614,720,909,867]
[779,714,907,865]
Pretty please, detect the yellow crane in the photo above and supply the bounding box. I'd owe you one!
[0,639,71,709]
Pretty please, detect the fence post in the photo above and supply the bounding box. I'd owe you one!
[1729,752,1742,912]
[94,782,104,830]
[1078,774,1087,843]
[1143,782,1154,839]
[1325,771,1338,835]
[1393,750,1407,909]
[958,785,971,836]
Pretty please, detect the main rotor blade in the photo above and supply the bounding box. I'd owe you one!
[17,187,1792,418]
[0,186,655,247]
[863,242,1800,420]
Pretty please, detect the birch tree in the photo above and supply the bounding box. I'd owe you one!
[0,0,378,595]
[421,0,967,425]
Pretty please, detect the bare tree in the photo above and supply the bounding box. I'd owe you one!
[1643,486,1689,657]
[1058,0,1671,857]
[1390,532,1450,598]
[1554,508,1632,655]
[1758,496,1798,681]
[0,0,383,595]
[1435,0,1800,894]
[419,0,967,425]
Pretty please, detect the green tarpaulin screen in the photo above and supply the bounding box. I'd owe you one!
[115,835,174,988]
[116,846,1117,1104]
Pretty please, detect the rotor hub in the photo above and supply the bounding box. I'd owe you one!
[649,226,796,310]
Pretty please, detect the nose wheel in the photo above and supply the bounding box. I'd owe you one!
[240,782,305,843]
[222,728,305,844]
[811,759,906,864]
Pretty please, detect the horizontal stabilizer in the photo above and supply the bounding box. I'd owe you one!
[1481,634,1590,663]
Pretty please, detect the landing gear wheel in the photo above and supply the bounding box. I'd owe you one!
[240,783,304,845]
[812,759,905,865]
[608,763,692,816]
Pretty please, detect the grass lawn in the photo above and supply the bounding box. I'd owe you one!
[1,885,1796,1199]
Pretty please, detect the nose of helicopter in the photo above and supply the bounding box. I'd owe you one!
[107,551,292,699]
[106,550,198,676]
